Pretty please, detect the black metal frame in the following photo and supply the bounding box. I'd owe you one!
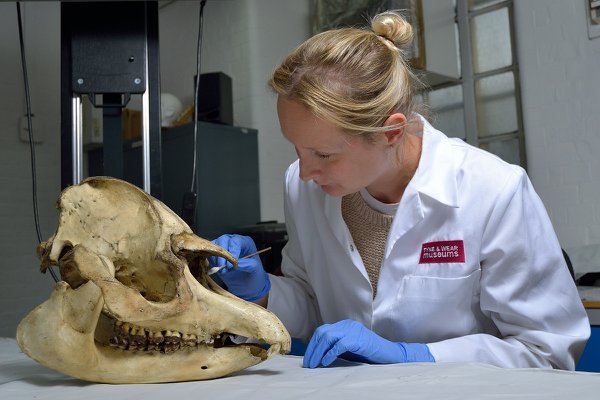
[60,1,162,199]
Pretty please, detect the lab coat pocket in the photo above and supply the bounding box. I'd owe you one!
[395,268,481,342]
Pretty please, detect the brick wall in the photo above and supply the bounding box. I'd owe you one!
[514,0,600,248]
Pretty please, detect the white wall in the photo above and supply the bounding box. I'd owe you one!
[0,2,61,338]
[159,0,305,223]
[514,0,600,249]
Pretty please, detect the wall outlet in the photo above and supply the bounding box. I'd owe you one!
[19,115,44,144]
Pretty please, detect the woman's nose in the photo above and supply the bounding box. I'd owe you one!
[298,158,319,182]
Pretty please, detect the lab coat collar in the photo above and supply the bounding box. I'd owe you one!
[322,118,461,267]
[410,118,460,209]
[383,119,460,259]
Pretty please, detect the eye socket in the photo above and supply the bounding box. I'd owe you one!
[186,253,203,279]
[178,251,215,290]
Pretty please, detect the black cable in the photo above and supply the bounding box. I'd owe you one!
[190,0,207,193]
[16,2,59,283]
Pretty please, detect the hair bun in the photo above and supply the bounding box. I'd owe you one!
[371,11,414,52]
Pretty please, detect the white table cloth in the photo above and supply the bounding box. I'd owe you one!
[1,338,599,400]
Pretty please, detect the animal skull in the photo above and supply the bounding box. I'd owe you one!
[16,177,290,383]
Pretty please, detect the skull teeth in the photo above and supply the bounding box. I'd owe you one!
[108,321,231,353]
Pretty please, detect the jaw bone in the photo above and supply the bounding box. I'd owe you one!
[17,273,285,383]
[16,177,290,383]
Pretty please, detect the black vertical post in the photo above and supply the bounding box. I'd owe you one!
[60,4,73,190]
[146,1,163,200]
[102,94,124,178]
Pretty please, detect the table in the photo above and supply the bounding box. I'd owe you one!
[1,338,598,400]
[578,286,600,372]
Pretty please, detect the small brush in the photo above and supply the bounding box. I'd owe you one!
[207,246,272,275]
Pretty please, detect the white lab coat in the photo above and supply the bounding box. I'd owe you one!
[268,120,590,369]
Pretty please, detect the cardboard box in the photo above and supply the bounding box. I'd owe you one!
[122,108,142,141]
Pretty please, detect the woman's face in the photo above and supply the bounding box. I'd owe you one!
[277,96,399,199]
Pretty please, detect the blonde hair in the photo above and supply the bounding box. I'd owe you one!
[269,11,423,138]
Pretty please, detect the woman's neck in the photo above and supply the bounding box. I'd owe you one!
[366,133,422,204]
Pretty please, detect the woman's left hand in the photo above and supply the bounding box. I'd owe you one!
[303,319,435,368]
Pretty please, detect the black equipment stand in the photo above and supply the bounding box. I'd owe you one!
[60,1,162,199]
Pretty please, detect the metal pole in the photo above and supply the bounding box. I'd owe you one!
[71,96,83,184]
[456,0,479,145]
[142,80,151,193]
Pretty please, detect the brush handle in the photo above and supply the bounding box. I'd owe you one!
[207,246,272,275]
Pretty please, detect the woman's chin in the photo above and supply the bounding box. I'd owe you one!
[319,184,351,197]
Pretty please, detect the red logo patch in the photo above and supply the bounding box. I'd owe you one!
[419,240,465,264]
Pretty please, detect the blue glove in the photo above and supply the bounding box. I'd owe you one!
[303,319,435,368]
[208,234,270,302]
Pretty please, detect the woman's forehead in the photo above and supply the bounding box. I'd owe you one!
[278,97,351,149]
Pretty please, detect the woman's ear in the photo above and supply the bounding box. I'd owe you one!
[382,113,407,145]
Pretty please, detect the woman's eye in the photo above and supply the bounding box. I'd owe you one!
[315,152,332,159]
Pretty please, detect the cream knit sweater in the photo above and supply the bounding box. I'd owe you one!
[341,192,393,298]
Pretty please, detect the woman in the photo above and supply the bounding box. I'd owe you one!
[209,10,589,369]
